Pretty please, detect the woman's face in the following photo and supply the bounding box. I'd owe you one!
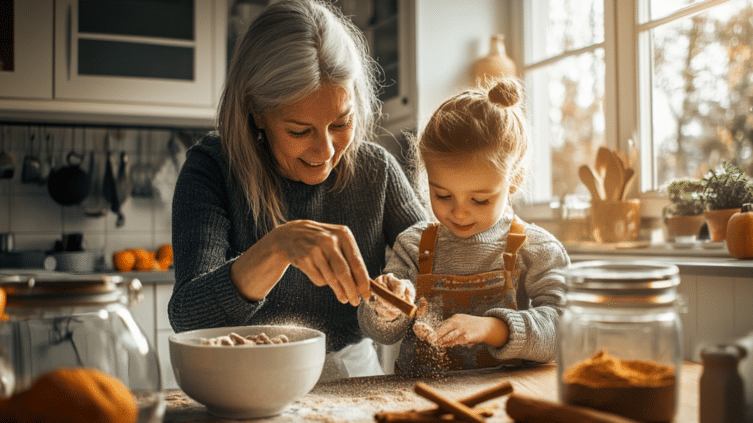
[258,84,355,185]
[425,155,510,238]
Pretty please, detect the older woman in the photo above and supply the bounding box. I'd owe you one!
[168,0,427,378]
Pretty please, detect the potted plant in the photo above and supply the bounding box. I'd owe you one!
[700,161,753,242]
[663,179,705,242]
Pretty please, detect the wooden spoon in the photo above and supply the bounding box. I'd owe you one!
[595,147,612,179]
[579,165,605,201]
[620,168,636,201]
[603,151,625,201]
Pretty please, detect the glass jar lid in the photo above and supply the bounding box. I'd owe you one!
[0,273,142,307]
[564,261,680,306]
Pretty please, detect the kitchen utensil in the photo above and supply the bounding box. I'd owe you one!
[102,146,126,227]
[169,325,325,419]
[52,251,94,272]
[37,132,54,185]
[595,146,612,178]
[20,128,41,183]
[47,128,90,206]
[0,273,163,422]
[0,232,14,253]
[620,167,636,201]
[578,165,605,201]
[131,131,154,198]
[0,127,15,179]
[603,150,625,201]
[80,130,109,217]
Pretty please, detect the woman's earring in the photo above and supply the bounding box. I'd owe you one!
[257,131,264,142]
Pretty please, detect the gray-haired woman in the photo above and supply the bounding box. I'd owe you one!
[168,0,427,379]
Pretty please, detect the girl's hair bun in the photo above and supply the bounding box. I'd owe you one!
[488,78,521,108]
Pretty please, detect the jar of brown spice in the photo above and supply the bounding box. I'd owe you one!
[557,261,682,423]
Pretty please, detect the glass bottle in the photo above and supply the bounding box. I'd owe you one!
[0,273,164,422]
[557,261,682,423]
[473,34,517,85]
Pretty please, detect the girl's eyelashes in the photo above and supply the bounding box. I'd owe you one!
[434,193,489,205]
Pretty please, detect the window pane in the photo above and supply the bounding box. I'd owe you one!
[650,0,753,186]
[526,50,606,202]
[647,0,708,23]
[526,0,604,64]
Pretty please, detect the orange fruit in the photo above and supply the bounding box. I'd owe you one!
[156,257,171,271]
[113,250,136,272]
[156,244,173,262]
[131,249,155,272]
[156,244,173,269]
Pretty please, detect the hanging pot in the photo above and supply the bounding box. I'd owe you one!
[48,129,90,206]
[47,150,90,206]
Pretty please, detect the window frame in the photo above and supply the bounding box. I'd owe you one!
[505,0,735,214]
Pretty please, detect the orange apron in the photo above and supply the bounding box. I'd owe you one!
[406,217,527,373]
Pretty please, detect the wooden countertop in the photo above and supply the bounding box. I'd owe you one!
[163,361,702,422]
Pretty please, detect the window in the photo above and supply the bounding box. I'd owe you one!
[510,0,753,205]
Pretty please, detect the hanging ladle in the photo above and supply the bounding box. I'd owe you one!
[0,127,14,179]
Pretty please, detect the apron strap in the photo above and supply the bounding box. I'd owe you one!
[418,222,441,275]
[503,215,528,272]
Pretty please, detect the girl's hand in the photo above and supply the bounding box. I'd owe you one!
[245,219,371,306]
[370,274,415,321]
[434,314,509,348]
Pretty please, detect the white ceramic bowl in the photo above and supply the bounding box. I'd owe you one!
[169,325,325,419]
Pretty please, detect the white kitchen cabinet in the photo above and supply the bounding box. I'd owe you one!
[155,283,178,390]
[130,282,156,353]
[0,0,227,128]
[0,0,54,99]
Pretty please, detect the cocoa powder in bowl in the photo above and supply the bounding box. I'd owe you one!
[561,350,676,423]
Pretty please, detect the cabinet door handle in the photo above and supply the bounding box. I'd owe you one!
[66,4,72,80]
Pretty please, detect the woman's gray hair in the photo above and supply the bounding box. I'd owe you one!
[218,0,380,233]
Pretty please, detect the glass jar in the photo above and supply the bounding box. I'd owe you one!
[557,261,682,423]
[0,272,164,422]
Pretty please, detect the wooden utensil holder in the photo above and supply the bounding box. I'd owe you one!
[590,199,641,243]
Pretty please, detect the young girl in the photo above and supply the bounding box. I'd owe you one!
[358,78,569,374]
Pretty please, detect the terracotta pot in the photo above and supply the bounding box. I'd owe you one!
[590,199,641,243]
[703,208,741,242]
[664,215,705,241]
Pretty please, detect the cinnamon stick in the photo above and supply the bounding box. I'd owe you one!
[374,411,456,422]
[413,382,485,423]
[422,381,512,415]
[505,394,642,423]
[371,279,417,317]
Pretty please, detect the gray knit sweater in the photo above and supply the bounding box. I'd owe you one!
[169,134,427,352]
[358,215,569,369]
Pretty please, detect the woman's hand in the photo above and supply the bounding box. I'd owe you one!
[369,274,415,321]
[232,219,371,305]
[433,314,509,348]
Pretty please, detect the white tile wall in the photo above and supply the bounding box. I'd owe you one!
[0,125,206,270]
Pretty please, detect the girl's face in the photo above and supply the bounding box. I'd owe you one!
[259,84,355,185]
[424,155,510,238]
